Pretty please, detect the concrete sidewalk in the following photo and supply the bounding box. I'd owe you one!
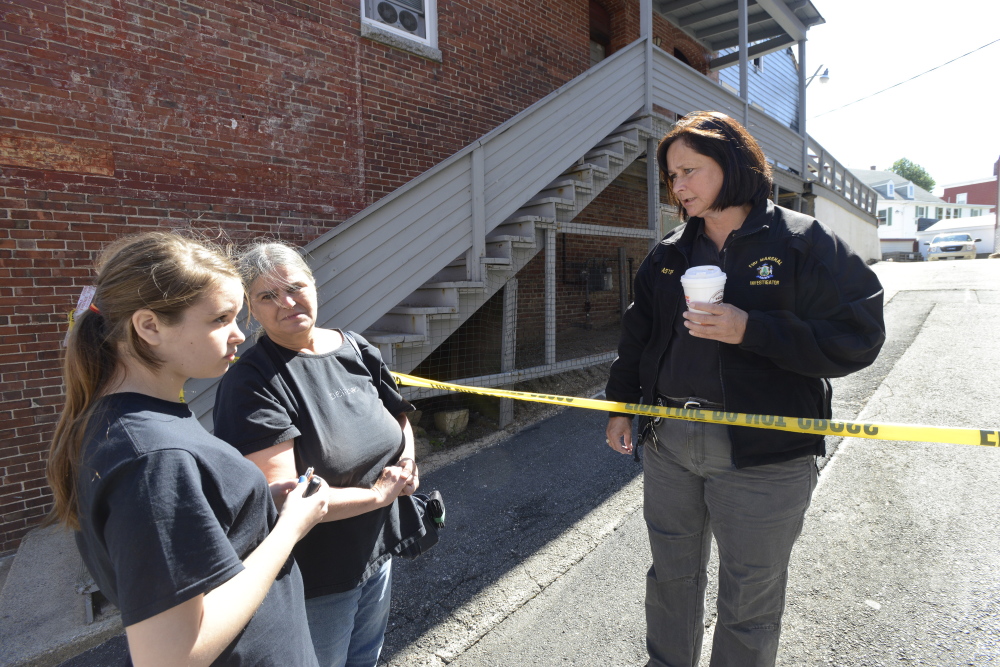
[777,295,1000,665]
[0,526,121,667]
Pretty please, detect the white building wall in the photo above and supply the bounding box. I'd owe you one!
[812,188,880,262]
[876,200,921,240]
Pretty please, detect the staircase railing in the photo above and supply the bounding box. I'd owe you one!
[805,135,878,217]
[305,39,647,335]
[184,40,647,421]
[185,36,877,423]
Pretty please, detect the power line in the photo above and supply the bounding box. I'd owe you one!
[810,38,1000,120]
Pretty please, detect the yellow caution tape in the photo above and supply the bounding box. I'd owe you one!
[391,373,1000,448]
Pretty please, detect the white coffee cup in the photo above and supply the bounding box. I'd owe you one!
[680,265,726,314]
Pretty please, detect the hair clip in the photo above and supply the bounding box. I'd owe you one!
[88,303,101,315]
[74,286,97,316]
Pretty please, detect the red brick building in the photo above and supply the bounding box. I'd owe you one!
[941,159,1000,214]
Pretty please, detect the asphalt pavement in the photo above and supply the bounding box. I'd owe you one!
[387,259,1000,666]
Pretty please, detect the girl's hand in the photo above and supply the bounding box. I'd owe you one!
[372,466,408,506]
[277,477,329,541]
[398,458,419,496]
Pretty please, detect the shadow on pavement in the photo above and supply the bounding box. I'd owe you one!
[55,400,635,666]
[381,404,639,661]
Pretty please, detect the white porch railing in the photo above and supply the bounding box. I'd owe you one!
[651,45,877,220]
[806,135,878,217]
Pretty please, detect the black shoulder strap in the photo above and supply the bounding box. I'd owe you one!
[342,330,364,364]
[342,330,379,383]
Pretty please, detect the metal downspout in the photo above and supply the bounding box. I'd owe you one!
[739,0,749,127]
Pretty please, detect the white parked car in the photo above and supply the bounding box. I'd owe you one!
[924,233,980,261]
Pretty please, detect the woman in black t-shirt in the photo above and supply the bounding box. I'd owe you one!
[213,241,418,667]
[47,233,329,666]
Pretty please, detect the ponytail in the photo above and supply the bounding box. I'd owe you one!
[47,309,119,529]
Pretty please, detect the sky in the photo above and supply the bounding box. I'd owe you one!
[802,0,1000,193]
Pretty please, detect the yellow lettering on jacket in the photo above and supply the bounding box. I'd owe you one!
[748,256,783,268]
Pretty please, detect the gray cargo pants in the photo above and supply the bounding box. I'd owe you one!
[643,417,817,667]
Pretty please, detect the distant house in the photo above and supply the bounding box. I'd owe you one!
[940,160,999,214]
[849,168,992,257]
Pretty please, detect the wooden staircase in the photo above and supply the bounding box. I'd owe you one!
[185,39,651,428]
[364,118,656,373]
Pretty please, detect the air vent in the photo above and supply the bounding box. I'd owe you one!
[365,0,427,39]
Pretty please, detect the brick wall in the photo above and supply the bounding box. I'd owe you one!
[600,0,712,76]
[0,0,707,553]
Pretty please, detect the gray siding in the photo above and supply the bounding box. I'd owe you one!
[719,48,800,131]
[652,47,803,174]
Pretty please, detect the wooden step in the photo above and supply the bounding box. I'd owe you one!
[362,330,428,345]
[593,134,639,154]
[583,148,624,167]
[387,305,458,316]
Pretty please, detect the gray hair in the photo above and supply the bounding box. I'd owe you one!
[235,241,314,293]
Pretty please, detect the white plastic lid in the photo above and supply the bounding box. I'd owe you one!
[681,265,725,281]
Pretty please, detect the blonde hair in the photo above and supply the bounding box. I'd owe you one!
[47,232,240,529]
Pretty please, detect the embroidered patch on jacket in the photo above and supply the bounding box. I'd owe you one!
[748,257,781,286]
[661,268,674,274]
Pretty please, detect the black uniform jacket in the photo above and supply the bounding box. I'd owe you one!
[606,200,886,467]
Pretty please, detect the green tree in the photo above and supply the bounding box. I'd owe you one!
[889,158,935,192]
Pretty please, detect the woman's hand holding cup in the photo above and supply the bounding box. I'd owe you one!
[682,301,748,344]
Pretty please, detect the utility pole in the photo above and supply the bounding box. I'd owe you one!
[994,156,999,253]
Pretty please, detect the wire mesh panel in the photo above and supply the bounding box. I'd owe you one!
[405,232,650,436]
[399,162,662,441]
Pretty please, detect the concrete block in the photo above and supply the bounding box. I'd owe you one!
[0,525,122,667]
[434,409,469,436]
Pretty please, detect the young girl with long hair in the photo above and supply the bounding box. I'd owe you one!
[47,232,329,666]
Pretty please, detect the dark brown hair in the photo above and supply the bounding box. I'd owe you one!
[47,232,239,529]
[656,111,772,219]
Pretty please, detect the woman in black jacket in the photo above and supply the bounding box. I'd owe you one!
[605,111,885,667]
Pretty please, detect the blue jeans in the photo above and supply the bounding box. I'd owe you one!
[643,418,817,667]
[305,559,393,667]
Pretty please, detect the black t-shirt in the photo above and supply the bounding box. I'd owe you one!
[75,392,317,666]
[214,332,413,598]
[656,222,730,403]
